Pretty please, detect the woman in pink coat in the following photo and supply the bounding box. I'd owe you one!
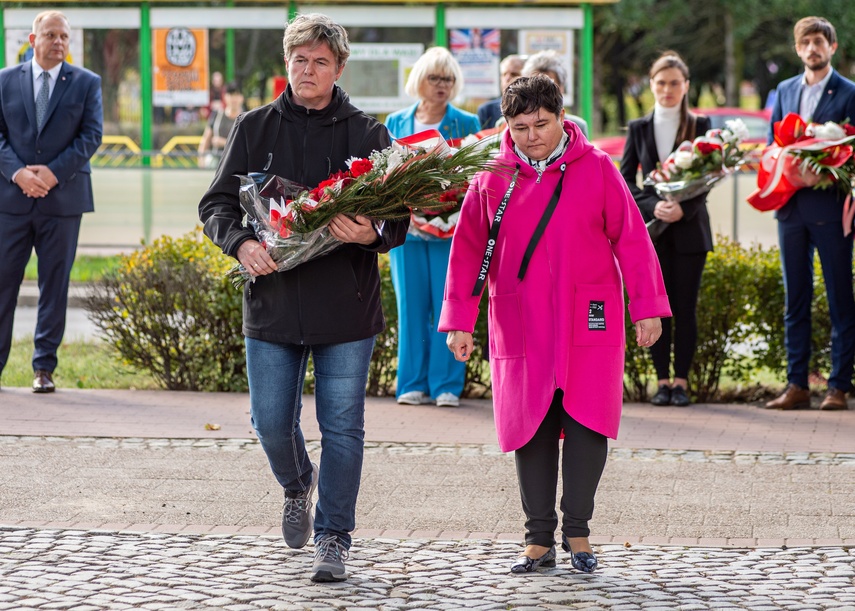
[439,75,670,574]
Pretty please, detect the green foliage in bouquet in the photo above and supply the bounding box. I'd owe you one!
[289,141,504,233]
[84,228,247,392]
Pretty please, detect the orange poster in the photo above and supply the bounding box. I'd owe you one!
[153,28,209,107]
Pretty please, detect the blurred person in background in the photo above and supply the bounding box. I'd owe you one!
[763,16,855,411]
[198,81,244,169]
[477,54,525,130]
[521,50,588,138]
[384,46,480,408]
[619,51,712,408]
[0,10,102,394]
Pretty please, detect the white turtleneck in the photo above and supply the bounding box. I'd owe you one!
[653,103,681,164]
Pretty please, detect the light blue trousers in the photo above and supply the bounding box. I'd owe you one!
[389,235,466,399]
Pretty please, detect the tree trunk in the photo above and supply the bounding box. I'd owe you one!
[724,10,737,106]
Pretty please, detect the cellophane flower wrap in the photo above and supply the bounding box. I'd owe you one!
[227,129,500,288]
[643,118,751,202]
[407,128,502,240]
[747,113,855,220]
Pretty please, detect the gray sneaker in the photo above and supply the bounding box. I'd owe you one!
[281,462,318,549]
[311,534,349,582]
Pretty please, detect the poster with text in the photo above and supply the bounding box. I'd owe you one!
[518,30,574,104]
[339,43,424,114]
[5,29,84,68]
[153,28,209,107]
[450,28,500,99]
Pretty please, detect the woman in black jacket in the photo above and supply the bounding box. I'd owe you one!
[619,51,712,407]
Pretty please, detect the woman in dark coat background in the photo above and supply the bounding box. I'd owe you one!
[620,51,712,407]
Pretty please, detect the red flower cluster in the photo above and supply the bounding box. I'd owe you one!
[268,158,377,238]
[748,113,855,217]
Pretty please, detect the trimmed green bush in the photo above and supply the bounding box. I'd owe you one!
[85,229,247,391]
[88,230,840,401]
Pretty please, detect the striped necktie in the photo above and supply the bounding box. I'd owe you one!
[36,71,51,130]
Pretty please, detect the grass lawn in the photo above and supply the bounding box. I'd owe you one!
[3,337,158,390]
[24,254,121,283]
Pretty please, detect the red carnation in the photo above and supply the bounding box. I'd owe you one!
[349,158,373,177]
[695,141,722,156]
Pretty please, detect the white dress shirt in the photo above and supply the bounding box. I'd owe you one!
[799,68,834,122]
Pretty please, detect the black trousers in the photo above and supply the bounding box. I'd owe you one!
[651,237,708,381]
[514,390,608,547]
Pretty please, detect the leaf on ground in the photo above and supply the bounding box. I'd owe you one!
[204,423,221,431]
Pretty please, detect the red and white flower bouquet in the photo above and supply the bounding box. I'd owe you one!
[747,113,855,233]
[642,118,750,238]
[644,118,750,201]
[228,130,500,287]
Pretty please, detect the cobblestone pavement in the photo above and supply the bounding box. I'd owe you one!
[1,527,854,610]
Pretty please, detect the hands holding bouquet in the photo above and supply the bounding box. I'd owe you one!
[747,113,855,234]
[228,129,501,288]
[642,118,750,238]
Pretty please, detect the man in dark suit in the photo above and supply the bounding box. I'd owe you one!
[764,16,855,411]
[0,10,103,393]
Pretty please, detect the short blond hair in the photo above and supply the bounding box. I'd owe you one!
[406,47,464,99]
[33,10,69,34]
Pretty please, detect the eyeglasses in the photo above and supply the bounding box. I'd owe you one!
[427,74,456,85]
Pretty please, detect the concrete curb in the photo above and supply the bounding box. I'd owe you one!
[17,281,93,309]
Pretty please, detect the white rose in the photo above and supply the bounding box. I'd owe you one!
[807,121,846,140]
[673,150,695,169]
[724,118,750,143]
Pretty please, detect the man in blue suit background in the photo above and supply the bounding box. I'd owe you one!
[764,16,855,411]
[0,10,103,392]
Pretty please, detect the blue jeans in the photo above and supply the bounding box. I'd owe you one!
[245,336,375,549]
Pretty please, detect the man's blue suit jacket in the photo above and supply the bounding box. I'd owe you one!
[769,70,855,223]
[0,60,102,217]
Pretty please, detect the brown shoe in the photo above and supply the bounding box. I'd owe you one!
[33,370,55,394]
[819,388,848,410]
[764,384,810,410]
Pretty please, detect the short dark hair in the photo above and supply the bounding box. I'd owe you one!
[225,82,241,95]
[794,16,836,46]
[501,74,563,119]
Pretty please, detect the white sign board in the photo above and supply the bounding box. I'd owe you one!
[338,43,424,114]
[518,29,574,105]
[5,28,85,68]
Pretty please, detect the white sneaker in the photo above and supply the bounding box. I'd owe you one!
[435,392,460,407]
[397,390,427,405]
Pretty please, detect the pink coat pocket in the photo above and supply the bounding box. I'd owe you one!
[572,284,622,346]
[489,293,526,358]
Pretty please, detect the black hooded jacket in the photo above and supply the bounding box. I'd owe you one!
[199,85,408,345]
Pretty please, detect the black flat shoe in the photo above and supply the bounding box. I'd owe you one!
[510,545,556,573]
[561,535,598,573]
[650,384,671,406]
[670,386,690,407]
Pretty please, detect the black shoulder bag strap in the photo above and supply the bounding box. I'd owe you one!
[471,164,521,296]
[517,163,566,281]
[471,162,567,295]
